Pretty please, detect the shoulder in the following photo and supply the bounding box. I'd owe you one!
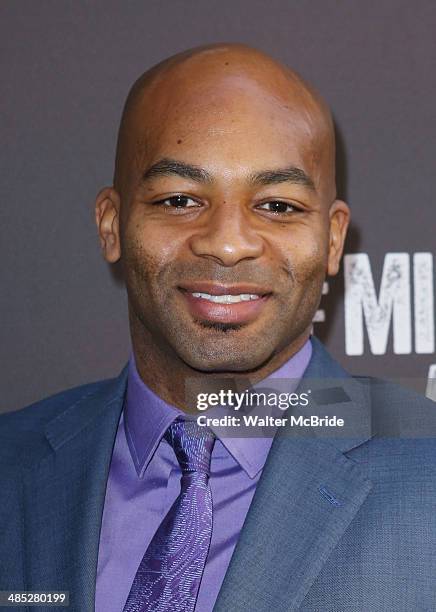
[354,374,436,426]
[349,376,436,478]
[1,377,118,426]
[354,373,433,404]
[310,335,435,417]
[0,376,119,467]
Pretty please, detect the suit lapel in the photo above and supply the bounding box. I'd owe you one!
[213,437,372,611]
[214,337,374,611]
[22,366,128,612]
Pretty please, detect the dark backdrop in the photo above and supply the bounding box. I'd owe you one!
[2,0,435,412]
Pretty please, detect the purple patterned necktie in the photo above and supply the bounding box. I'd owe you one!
[123,417,216,612]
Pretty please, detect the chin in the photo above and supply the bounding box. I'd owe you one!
[185,358,265,374]
[172,315,291,372]
[178,341,273,373]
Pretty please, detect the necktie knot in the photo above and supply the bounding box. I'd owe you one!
[164,418,215,476]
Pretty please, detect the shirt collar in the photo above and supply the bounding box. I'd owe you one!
[125,338,313,479]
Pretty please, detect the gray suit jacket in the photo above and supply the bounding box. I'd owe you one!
[1,337,436,611]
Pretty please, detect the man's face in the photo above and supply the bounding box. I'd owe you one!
[104,74,348,372]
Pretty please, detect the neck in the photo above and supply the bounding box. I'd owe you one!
[129,312,311,414]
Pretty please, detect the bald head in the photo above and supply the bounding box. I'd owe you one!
[113,43,336,203]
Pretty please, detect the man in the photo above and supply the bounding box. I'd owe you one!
[1,43,436,612]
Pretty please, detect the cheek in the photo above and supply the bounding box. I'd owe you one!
[299,239,328,279]
[277,227,329,284]
[123,239,157,284]
[121,218,183,286]
[121,214,175,267]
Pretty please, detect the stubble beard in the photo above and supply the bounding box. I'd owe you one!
[124,244,325,374]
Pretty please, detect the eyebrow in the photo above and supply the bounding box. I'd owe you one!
[142,157,315,190]
[142,158,213,183]
[249,167,315,190]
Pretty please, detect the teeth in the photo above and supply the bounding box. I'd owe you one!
[191,292,260,304]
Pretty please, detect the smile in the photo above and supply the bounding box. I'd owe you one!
[179,285,271,325]
[190,293,261,304]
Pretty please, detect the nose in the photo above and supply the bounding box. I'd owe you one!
[189,201,264,266]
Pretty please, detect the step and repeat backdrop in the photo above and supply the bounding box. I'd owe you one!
[1,1,435,411]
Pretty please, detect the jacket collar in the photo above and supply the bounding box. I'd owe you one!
[42,336,370,457]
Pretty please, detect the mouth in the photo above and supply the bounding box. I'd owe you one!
[190,292,261,304]
[178,283,272,325]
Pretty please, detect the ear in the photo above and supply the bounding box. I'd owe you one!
[95,187,121,263]
[327,199,350,276]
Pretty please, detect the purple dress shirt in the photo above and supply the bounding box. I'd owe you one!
[95,338,312,612]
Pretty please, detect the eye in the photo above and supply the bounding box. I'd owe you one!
[154,195,200,209]
[257,201,301,214]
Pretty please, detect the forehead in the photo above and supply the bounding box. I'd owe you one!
[128,72,329,186]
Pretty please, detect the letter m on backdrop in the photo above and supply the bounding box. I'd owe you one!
[344,253,412,355]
